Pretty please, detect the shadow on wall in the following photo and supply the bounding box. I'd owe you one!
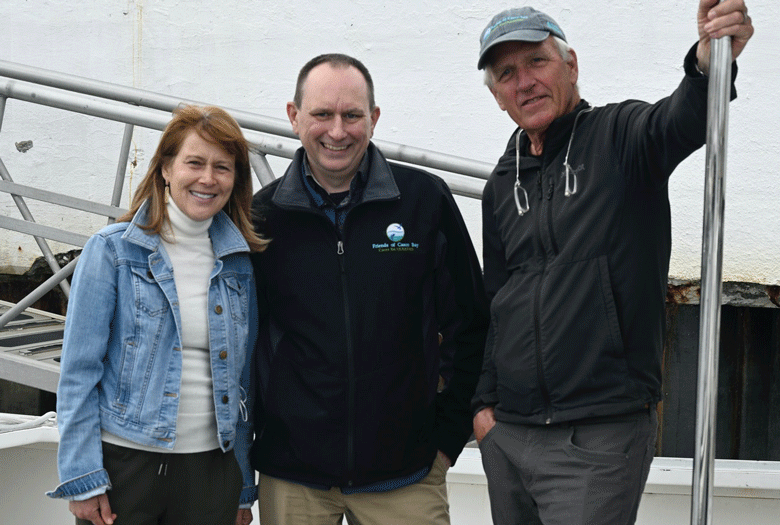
[660,303,780,461]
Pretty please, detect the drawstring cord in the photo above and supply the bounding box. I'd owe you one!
[513,104,594,215]
[514,130,530,216]
[239,385,248,422]
[563,105,594,197]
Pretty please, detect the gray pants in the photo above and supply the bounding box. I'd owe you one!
[479,407,657,525]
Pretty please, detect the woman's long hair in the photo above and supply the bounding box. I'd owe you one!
[117,105,267,252]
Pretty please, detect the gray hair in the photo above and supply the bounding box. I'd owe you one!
[483,36,572,89]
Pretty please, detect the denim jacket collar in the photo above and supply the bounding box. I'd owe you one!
[122,200,250,258]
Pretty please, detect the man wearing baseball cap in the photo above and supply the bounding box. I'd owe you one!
[471,1,753,524]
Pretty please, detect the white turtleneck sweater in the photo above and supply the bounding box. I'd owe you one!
[103,199,219,453]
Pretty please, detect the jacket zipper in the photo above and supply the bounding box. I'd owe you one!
[534,169,553,424]
[278,195,398,484]
[546,177,559,255]
[337,239,356,485]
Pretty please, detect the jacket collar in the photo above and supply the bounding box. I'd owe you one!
[494,99,592,177]
[122,200,250,257]
[272,141,400,209]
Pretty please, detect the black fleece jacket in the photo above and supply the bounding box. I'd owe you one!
[250,142,488,488]
[472,44,738,425]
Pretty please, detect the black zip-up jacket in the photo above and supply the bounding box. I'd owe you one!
[250,142,488,488]
[472,45,738,425]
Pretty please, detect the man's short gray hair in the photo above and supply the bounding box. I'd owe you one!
[483,36,572,89]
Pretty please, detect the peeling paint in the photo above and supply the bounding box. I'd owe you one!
[666,280,700,305]
[667,279,780,308]
[768,286,780,308]
[126,143,144,203]
[14,140,32,153]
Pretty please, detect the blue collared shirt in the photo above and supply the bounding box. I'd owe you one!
[301,154,369,234]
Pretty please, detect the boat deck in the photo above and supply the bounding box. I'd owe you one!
[3,414,780,525]
[0,300,64,394]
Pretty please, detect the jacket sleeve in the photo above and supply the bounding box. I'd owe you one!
[431,179,490,465]
[612,43,738,191]
[235,270,258,506]
[46,234,115,500]
[248,191,270,455]
[470,176,504,415]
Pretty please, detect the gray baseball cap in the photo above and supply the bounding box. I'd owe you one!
[478,7,566,70]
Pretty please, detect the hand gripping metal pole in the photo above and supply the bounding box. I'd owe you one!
[691,27,733,525]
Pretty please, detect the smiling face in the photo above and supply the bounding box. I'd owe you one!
[488,37,580,149]
[287,63,380,192]
[162,130,235,222]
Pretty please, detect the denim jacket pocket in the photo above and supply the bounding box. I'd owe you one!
[130,265,169,317]
[122,265,170,409]
[113,339,137,410]
[223,275,248,323]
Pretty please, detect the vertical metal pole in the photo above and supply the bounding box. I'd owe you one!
[0,95,7,132]
[109,123,134,224]
[690,23,733,525]
[249,150,278,186]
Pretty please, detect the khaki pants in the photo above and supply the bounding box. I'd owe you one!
[259,453,450,525]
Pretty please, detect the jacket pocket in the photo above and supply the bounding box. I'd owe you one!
[113,339,136,410]
[223,275,248,323]
[122,266,168,410]
[490,272,542,414]
[538,255,629,407]
[129,266,168,317]
[261,351,346,475]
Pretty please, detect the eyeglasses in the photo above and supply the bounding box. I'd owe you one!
[513,105,594,216]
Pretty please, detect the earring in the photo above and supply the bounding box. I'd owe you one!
[164,182,170,204]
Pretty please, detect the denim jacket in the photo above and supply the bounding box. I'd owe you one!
[47,201,258,505]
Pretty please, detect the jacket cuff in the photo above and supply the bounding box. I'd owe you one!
[683,41,739,95]
[471,391,499,416]
[46,468,111,500]
[239,484,258,506]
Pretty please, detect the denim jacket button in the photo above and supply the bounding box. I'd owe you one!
[215,305,223,314]
[223,440,230,448]
[222,395,229,404]
[219,351,228,360]
[147,270,153,279]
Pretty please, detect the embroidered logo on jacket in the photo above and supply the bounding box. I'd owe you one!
[372,223,419,253]
[386,223,405,242]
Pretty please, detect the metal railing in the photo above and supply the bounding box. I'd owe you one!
[0,58,492,332]
[691,24,733,525]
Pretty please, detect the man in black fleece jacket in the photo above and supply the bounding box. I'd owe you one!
[472,1,753,524]
[249,53,489,524]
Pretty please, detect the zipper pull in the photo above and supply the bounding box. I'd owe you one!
[337,240,344,255]
[547,178,554,200]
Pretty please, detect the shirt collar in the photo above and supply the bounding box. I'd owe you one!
[302,152,370,205]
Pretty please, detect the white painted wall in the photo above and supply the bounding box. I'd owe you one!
[1,0,777,284]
